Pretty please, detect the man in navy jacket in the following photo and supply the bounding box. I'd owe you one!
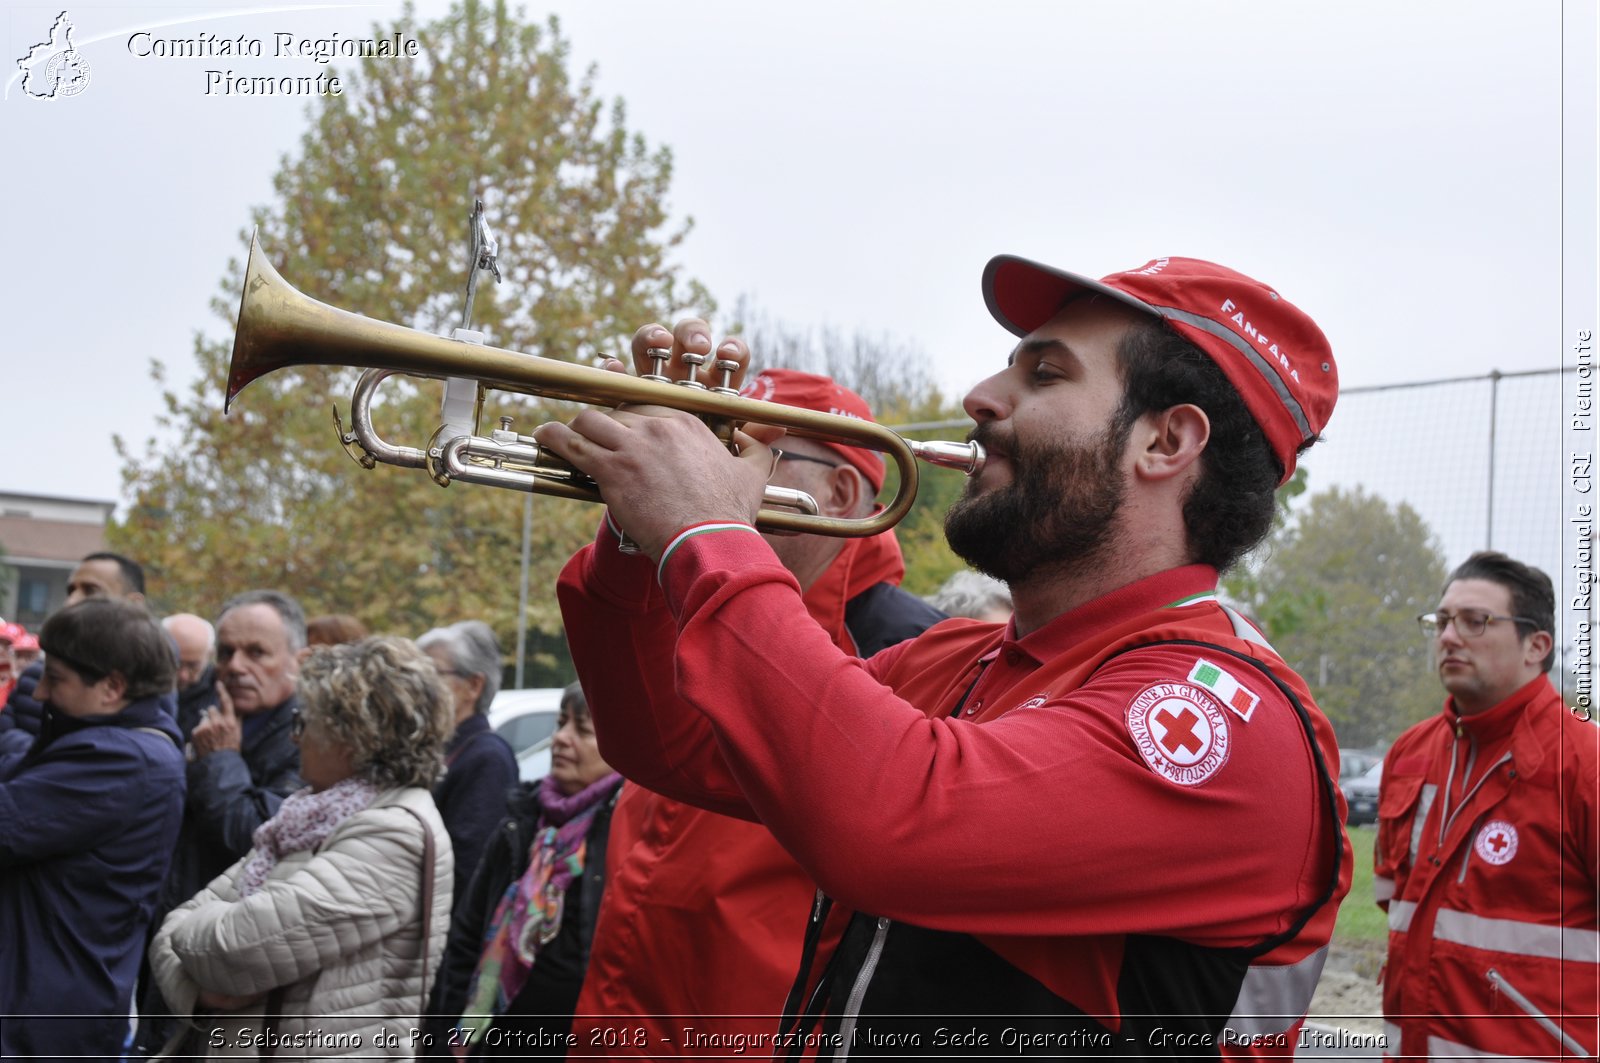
[0,597,186,1060]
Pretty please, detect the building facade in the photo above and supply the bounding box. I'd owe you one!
[0,492,113,629]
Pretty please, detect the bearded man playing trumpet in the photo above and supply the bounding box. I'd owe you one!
[534,253,1351,1059]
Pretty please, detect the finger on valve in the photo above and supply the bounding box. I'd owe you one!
[662,319,714,386]
[702,339,750,392]
[631,323,674,380]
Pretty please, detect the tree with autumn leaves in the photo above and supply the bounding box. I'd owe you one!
[112,0,972,680]
[114,0,709,682]
[1233,485,1450,747]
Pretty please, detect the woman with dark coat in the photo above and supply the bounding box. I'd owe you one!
[418,619,519,907]
[428,681,622,1057]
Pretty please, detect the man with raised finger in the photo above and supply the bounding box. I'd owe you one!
[136,589,305,1057]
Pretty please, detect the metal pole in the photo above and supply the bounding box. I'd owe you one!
[1487,369,1501,548]
[515,492,531,688]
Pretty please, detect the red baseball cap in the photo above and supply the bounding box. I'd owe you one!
[739,368,886,492]
[982,255,1337,483]
[0,622,24,646]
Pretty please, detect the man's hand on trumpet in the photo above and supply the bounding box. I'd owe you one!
[532,320,783,563]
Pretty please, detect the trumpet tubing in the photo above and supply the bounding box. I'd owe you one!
[227,235,984,537]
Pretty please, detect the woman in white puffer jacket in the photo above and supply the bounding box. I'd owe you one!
[151,636,455,1059]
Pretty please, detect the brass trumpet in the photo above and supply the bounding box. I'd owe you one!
[227,235,984,537]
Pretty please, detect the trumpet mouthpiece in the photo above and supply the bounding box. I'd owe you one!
[908,439,985,476]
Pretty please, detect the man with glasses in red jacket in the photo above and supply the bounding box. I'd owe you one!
[570,369,945,1053]
[1378,551,1598,1060]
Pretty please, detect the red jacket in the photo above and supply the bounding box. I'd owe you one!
[1375,677,1599,1060]
[558,523,1349,1056]
[571,531,932,1054]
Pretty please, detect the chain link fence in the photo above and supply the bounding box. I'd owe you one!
[1298,368,1585,676]
[893,367,1593,695]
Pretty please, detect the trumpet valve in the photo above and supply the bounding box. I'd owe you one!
[642,346,672,384]
[677,351,709,390]
[711,356,741,396]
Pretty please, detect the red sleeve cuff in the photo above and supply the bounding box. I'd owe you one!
[655,522,779,615]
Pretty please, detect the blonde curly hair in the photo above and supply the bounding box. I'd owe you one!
[297,636,453,789]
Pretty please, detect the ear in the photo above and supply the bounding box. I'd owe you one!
[1524,630,1554,670]
[1132,404,1210,484]
[821,464,872,519]
[100,670,129,709]
[465,672,487,706]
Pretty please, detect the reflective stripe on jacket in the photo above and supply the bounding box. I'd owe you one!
[1375,679,1599,1060]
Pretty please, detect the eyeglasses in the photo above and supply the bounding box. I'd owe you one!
[1417,609,1540,638]
[290,707,306,738]
[774,450,842,471]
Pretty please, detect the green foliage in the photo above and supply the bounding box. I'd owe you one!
[1334,825,1389,944]
[1220,465,1307,614]
[112,0,706,672]
[887,441,975,597]
[1238,485,1448,747]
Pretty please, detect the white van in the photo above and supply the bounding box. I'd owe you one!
[486,687,564,782]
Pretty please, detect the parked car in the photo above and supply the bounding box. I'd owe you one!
[1339,748,1381,781]
[486,688,563,782]
[1343,762,1382,826]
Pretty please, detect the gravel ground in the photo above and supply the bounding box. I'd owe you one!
[1308,941,1386,1036]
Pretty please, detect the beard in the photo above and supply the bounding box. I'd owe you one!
[943,415,1130,585]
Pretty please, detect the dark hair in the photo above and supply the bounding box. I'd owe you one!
[1113,318,1292,573]
[1444,551,1556,672]
[306,614,369,647]
[218,590,307,651]
[40,598,175,700]
[81,552,146,596]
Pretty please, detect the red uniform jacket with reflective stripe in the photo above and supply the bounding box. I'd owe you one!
[1375,678,1599,1060]
[558,523,1350,1057]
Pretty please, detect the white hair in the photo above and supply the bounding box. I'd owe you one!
[928,569,1013,621]
[162,612,216,651]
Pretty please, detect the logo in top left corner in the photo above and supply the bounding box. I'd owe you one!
[16,11,92,100]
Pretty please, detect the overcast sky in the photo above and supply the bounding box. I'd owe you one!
[2,0,1593,599]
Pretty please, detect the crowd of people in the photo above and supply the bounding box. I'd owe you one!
[1,249,1593,1062]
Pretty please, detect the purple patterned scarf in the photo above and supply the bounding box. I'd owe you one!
[237,777,380,897]
[455,772,621,1051]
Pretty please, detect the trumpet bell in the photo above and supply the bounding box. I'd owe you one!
[227,234,983,537]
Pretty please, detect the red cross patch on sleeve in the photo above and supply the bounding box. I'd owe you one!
[1126,681,1232,786]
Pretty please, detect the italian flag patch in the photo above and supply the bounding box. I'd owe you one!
[1187,659,1260,722]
